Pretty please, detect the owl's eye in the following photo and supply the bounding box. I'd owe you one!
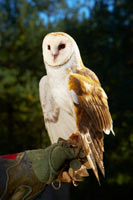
[48,45,51,50]
[58,44,66,50]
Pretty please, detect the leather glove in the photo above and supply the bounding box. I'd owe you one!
[26,141,85,184]
[0,141,87,200]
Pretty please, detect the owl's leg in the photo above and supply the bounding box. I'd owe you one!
[58,130,82,154]
[58,137,77,149]
[69,130,82,150]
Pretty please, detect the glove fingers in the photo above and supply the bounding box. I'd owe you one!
[70,159,81,171]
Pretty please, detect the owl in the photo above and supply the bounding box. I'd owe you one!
[39,32,114,182]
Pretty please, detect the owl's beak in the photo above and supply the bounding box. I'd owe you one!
[52,53,59,60]
[51,47,59,61]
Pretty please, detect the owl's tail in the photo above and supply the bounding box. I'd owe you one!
[80,132,105,183]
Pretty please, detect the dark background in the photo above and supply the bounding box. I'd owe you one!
[0,0,132,199]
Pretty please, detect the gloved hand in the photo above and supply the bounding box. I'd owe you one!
[26,141,86,184]
[0,141,87,200]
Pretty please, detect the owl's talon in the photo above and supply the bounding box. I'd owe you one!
[72,180,78,187]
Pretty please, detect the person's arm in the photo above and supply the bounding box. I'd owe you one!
[0,142,85,200]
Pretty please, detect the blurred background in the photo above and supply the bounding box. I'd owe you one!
[0,0,132,199]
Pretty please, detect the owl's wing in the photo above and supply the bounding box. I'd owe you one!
[39,76,76,143]
[69,70,114,181]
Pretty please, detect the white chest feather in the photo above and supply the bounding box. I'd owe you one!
[47,67,73,114]
[49,76,73,114]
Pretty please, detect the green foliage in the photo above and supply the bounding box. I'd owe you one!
[0,0,132,199]
[0,68,46,153]
[0,0,49,154]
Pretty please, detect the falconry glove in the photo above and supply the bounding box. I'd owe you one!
[0,141,85,200]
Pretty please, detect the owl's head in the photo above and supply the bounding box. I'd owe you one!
[42,32,82,68]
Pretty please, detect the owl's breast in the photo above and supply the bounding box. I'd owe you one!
[49,76,73,114]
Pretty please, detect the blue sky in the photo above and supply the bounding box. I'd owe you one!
[32,0,114,25]
[39,0,96,24]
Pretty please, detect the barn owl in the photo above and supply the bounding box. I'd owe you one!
[39,32,114,181]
